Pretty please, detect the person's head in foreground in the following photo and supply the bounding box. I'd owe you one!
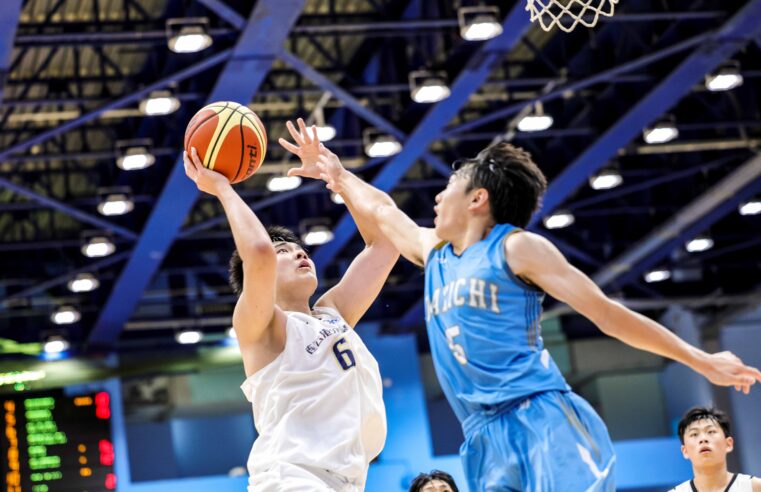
[433,141,547,240]
[678,406,733,467]
[229,225,317,300]
[408,469,459,492]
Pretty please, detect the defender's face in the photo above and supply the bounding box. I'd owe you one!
[274,241,317,294]
[681,418,733,466]
[433,172,473,240]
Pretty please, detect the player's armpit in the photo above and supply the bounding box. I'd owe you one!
[505,231,610,325]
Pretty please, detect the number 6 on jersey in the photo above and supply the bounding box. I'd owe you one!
[333,337,357,370]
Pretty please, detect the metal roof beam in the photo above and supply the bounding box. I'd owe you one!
[591,153,761,289]
[0,0,22,103]
[529,0,761,226]
[293,4,533,272]
[0,51,232,238]
[196,0,246,30]
[87,0,306,349]
[443,32,710,138]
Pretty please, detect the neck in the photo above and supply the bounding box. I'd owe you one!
[451,219,495,255]
[692,463,732,491]
[276,295,311,315]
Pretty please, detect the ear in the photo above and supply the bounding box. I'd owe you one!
[726,436,734,453]
[681,444,689,460]
[468,188,490,212]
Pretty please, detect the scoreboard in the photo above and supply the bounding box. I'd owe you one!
[1,390,116,492]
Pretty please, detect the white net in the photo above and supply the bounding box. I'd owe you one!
[526,0,618,32]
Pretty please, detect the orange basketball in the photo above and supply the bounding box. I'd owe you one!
[184,101,267,183]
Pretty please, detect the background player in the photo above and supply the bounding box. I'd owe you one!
[409,470,460,492]
[281,121,761,491]
[183,146,398,491]
[669,407,760,492]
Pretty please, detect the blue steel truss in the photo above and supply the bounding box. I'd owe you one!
[87,0,307,348]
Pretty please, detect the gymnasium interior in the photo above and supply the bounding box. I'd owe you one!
[1,0,760,490]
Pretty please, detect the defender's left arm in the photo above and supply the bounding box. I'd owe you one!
[314,195,399,327]
[278,118,399,327]
[506,231,761,394]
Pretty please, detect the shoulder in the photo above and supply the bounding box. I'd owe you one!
[504,230,559,272]
[504,229,551,252]
[745,475,761,492]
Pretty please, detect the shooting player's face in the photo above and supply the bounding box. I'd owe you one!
[681,418,733,466]
[274,241,317,297]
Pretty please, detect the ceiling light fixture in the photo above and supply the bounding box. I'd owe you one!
[517,102,553,132]
[685,235,714,253]
[643,119,678,144]
[363,129,401,158]
[705,63,743,92]
[167,18,213,54]
[67,273,100,293]
[266,175,302,192]
[458,6,503,41]
[51,306,81,325]
[139,90,181,116]
[543,210,575,229]
[409,70,451,104]
[589,168,623,190]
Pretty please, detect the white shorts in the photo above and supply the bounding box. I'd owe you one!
[248,462,363,492]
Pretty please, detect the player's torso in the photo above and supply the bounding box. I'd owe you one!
[424,224,569,421]
[241,307,386,481]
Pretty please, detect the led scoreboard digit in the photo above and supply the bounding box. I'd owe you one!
[1,390,116,491]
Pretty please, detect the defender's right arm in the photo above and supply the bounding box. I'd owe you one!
[183,149,284,349]
[318,149,441,267]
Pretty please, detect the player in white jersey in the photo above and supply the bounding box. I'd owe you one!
[669,407,761,492]
[183,128,399,491]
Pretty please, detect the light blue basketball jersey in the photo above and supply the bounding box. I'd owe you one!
[424,223,570,423]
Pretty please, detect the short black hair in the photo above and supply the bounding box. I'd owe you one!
[228,225,307,296]
[677,407,731,444]
[408,470,459,492]
[454,142,547,228]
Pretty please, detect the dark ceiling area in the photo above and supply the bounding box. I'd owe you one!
[1,0,760,358]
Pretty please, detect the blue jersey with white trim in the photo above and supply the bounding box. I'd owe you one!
[424,223,569,423]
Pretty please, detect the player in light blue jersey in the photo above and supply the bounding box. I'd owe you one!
[282,118,761,492]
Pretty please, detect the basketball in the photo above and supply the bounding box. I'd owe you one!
[184,101,267,183]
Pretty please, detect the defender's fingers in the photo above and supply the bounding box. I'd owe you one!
[311,125,321,144]
[297,118,311,143]
[287,167,305,177]
[278,137,300,154]
[745,365,761,383]
[285,121,303,144]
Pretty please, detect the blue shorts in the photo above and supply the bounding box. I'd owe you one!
[460,390,616,492]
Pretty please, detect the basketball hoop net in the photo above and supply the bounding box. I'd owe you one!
[526,0,618,32]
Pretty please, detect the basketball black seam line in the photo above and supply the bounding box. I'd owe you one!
[185,102,229,150]
[243,113,267,148]
[233,119,245,183]
[206,103,237,171]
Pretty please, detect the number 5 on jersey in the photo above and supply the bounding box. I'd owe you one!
[445,325,468,365]
[332,337,356,371]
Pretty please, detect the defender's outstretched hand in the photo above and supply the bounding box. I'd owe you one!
[279,118,326,180]
[696,351,761,394]
[183,147,230,197]
[315,146,346,194]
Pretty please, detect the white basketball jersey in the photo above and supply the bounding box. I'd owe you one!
[241,307,386,489]
[669,473,754,492]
